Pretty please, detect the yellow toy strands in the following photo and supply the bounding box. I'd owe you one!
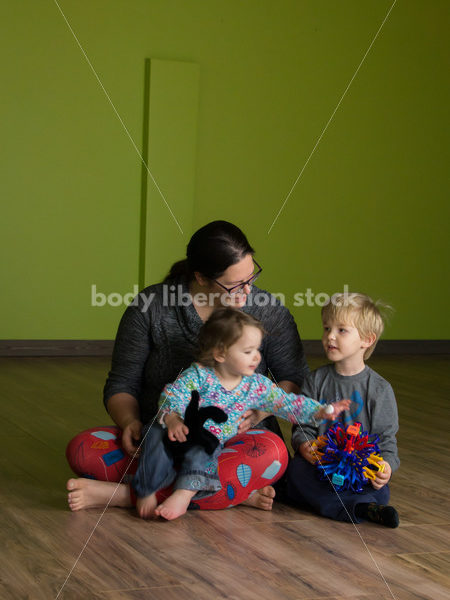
[363,466,377,481]
[315,434,328,449]
[366,453,384,470]
[363,453,385,480]
[310,440,324,463]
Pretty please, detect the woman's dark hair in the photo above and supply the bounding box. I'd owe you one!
[164,220,254,282]
[196,307,265,367]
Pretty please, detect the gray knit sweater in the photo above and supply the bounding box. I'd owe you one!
[103,278,309,424]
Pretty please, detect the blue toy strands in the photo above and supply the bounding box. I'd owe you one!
[314,422,383,493]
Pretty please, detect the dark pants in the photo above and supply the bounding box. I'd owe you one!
[132,424,221,500]
[286,454,390,523]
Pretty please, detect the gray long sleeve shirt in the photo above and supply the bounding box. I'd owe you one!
[291,364,400,472]
[103,278,309,424]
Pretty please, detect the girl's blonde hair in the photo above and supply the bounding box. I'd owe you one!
[321,293,390,359]
[196,307,265,367]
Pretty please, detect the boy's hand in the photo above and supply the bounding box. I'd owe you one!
[238,409,270,433]
[298,440,317,464]
[371,461,391,489]
[165,413,189,442]
[315,399,351,421]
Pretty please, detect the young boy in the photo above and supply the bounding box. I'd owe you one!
[286,293,400,528]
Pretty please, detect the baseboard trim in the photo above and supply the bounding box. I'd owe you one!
[0,339,449,357]
[0,340,115,357]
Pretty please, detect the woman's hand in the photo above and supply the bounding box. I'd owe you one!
[107,393,142,456]
[122,419,143,456]
[238,409,270,433]
[315,399,351,421]
[371,461,392,490]
[165,413,189,442]
[298,440,317,464]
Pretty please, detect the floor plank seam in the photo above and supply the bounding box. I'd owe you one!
[394,550,450,557]
[98,584,186,593]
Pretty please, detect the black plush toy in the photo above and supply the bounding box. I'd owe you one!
[164,390,228,458]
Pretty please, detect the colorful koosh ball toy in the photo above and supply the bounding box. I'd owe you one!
[312,422,385,492]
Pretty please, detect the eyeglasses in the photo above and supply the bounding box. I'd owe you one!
[212,259,262,295]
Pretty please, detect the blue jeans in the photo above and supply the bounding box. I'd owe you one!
[286,454,390,523]
[132,424,222,500]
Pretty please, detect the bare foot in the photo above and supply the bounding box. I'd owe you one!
[66,478,132,511]
[154,489,197,520]
[242,485,275,510]
[136,492,158,519]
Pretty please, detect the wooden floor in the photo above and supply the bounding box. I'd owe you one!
[0,355,449,600]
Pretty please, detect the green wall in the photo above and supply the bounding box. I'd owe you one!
[1,1,448,340]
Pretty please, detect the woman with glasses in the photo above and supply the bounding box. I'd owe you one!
[66,221,309,512]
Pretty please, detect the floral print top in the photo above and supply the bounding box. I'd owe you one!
[159,362,320,444]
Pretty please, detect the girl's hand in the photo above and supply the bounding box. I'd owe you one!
[238,409,270,433]
[371,461,392,490]
[122,419,143,456]
[165,413,189,442]
[298,440,316,464]
[315,399,351,421]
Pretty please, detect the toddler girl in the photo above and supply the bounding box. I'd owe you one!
[132,307,350,520]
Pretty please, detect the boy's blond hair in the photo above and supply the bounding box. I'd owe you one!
[321,293,387,359]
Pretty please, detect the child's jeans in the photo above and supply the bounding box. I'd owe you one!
[132,423,222,500]
[286,454,390,523]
